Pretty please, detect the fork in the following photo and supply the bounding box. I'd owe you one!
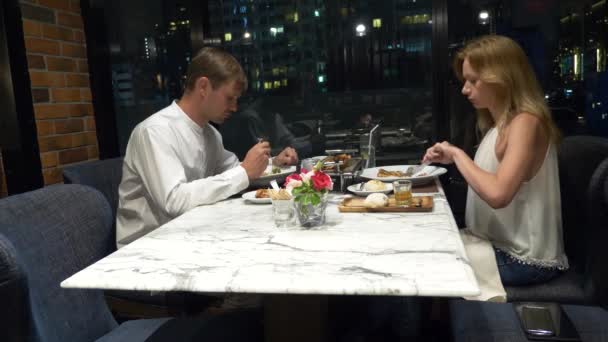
[411,161,431,177]
[355,170,364,191]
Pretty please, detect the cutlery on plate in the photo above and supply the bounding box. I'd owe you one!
[270,180,280,190]
[411,161,431,177]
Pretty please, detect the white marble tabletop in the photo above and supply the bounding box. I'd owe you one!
[62,179,480,298]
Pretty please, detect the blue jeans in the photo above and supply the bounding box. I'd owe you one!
[494,248,561,286]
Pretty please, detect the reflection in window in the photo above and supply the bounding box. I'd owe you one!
[101,0,192,153]
[213,0,435,163]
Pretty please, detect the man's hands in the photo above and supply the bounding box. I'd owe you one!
[422,141,460,165]
[241,141,271,179]
[273,147,299,167]
[242,144,298,180]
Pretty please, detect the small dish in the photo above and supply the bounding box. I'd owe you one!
[241,190,271,204]
[347,183,393,197]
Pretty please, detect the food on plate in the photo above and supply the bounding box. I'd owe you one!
[377,166,427,178]
[268,189,292,200]
[363,180,386,191]
[364,193,388,208]
[255,189,270,198]
[377,168,408,178]
[324,154,351,163]
[262,166,283,177]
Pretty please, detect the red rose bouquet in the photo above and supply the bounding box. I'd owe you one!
[285,161,333,207]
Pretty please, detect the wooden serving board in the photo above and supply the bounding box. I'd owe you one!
[338,195,434,212]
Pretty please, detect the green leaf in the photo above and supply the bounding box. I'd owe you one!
[310,193,320,206]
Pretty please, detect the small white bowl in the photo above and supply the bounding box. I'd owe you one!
[347,183,393,197]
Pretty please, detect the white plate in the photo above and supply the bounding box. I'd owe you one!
[347,183,393,197]
[360,165,447,185]
[241,190,271,204]
[249,165,297,187]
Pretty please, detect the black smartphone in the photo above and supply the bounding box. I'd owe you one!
[517,303,581,341]
[521,306,555,337]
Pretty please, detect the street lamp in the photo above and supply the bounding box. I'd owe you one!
[478,10,490,25]
[355,23,366,37]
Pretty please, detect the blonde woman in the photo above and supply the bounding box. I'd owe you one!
[423,35,568,286]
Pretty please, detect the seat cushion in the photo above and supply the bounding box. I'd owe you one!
[505,267,588,304]
[63,157,124,240]
[562,305,608,341]
[95,318,171,342]
[449,300,608,342]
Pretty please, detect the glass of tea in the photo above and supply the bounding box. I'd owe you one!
[393,180,412,206]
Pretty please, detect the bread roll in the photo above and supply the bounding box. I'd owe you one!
[364,193,388,208]
[363,180,386,191]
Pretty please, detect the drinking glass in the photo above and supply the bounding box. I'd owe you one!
[300,158,316,172]
[393,180,412,206]
[360,145,376,168]
[271,199,296,228]
[359,133,376,168]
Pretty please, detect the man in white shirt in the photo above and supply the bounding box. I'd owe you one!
[116,47,298,247]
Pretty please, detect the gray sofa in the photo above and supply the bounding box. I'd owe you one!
[0,184,262,342]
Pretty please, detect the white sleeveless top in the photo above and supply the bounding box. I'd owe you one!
[465,127,569,270]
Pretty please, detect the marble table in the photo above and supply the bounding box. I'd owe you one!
[62,179,479,341]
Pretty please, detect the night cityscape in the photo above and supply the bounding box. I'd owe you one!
[101,0,608,154]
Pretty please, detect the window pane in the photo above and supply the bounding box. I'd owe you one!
[447,0,608,146]
[96,0,436,163]
[212,0,434,164]
[100,0,192,153]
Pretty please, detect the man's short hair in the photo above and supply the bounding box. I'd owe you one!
[184,47,248,92]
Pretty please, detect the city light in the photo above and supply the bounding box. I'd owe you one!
[243,31,251,39]
[270,27,277,37]
[355,23,366,37]
[314,10,320,17]
[479,10,490,25]
[318,75,325,83]
[224,33,232,42]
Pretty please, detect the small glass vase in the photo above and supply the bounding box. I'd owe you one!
[294,193,328,228]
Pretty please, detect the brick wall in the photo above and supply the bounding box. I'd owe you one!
[19,0,98,185]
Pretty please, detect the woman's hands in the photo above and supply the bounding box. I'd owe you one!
[422,141,460,165]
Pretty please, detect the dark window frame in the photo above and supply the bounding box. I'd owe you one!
[0,0,44,194]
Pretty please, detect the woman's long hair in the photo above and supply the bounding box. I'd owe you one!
[453,35,560,144]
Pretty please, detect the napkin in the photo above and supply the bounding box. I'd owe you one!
[460,229,507,302]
